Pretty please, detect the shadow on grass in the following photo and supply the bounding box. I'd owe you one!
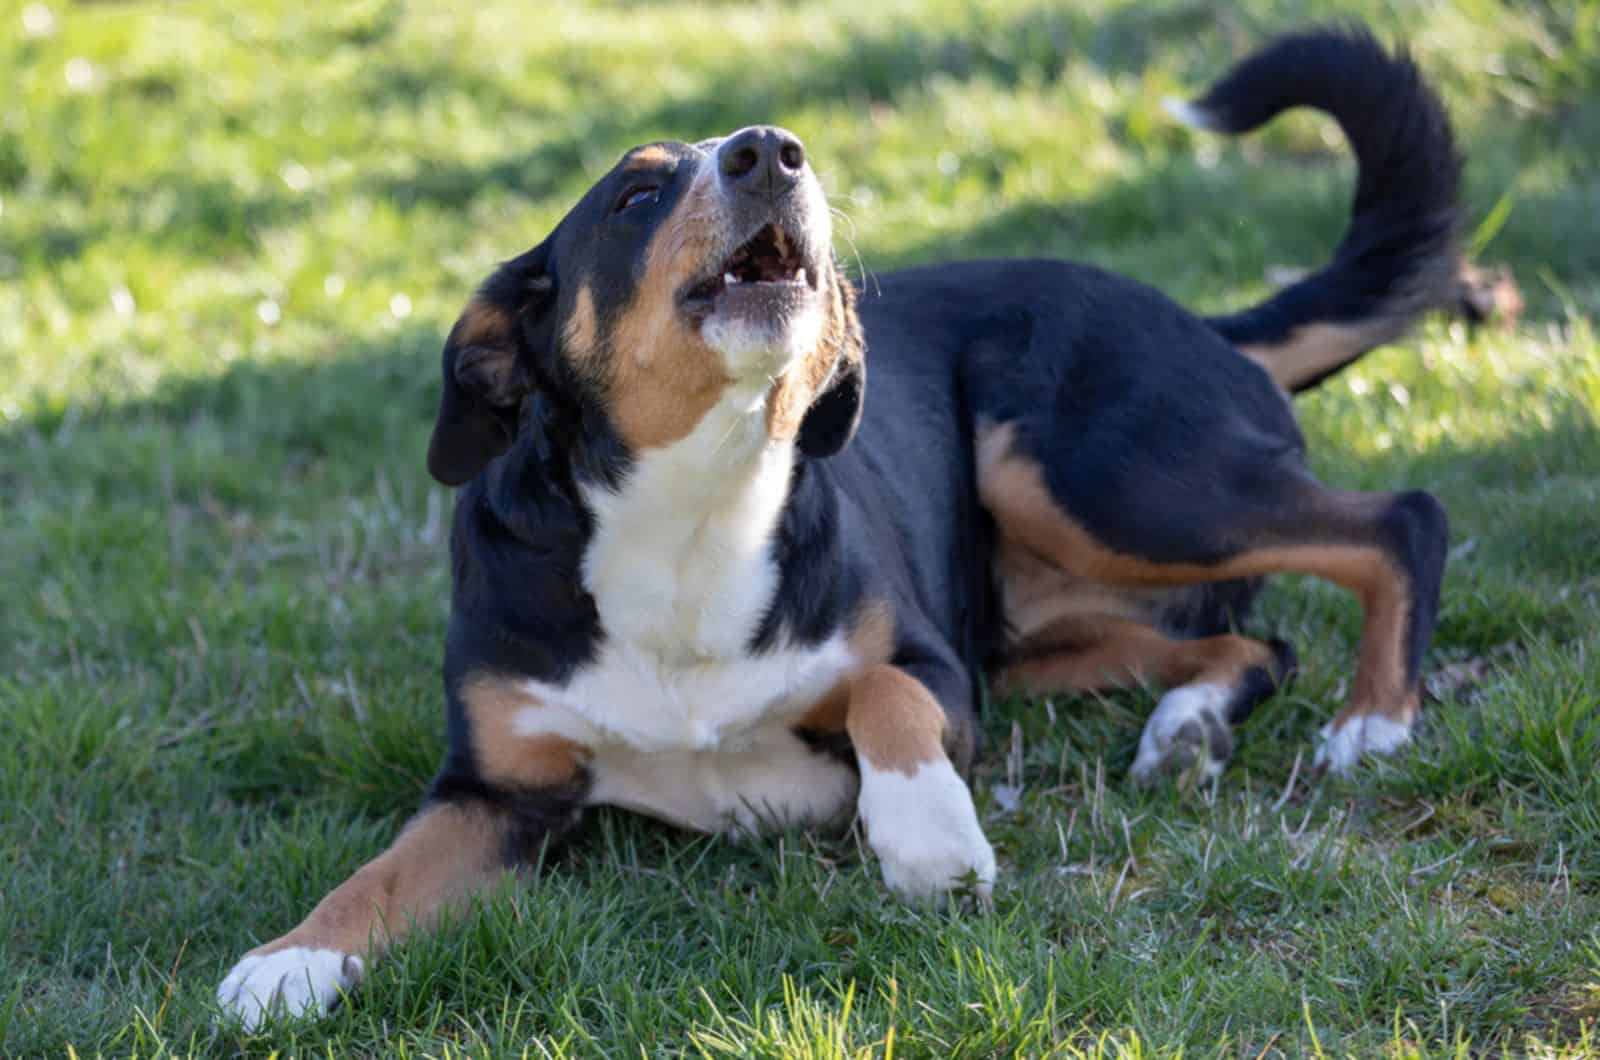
[7,0,1594,693]
[2,325,442,505]
[29,0,1595,318]
[2,288,1593,648]
[23,2,1224,271]
[368,3,1236,212]
[361,2,1591,317]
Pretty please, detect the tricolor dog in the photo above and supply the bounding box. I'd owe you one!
[219,29,1460,1026]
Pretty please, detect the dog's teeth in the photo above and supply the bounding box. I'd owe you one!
[724,272,740,286]
[795,268,808,286]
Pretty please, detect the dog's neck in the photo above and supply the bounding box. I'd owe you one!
[624,380,788,493]
[579,382,800,662]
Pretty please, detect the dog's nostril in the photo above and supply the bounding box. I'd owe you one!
[721,145,760,180]
[720,127,806,192]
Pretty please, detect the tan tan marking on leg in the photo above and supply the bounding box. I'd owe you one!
[993,537,1154,645]
[997,616,1279,698]
[258,804,502,957]
[1327,556,1416,724]
[215,788,585,1027]
[978,421,1415,721]
[845,665,946,776]
[846,664,995,898]
[460,675,589,789]
[794,598,898,736]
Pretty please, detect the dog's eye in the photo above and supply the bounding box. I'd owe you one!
[616,185,660,213]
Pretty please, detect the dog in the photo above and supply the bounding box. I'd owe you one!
[217,28,1459,1027]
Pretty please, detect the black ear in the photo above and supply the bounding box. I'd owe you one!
[797,282,866,459]
[427,247,554,486]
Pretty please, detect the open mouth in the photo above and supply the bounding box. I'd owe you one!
[683,224,821,313]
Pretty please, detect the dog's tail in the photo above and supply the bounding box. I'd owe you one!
[1170,27,1461,394]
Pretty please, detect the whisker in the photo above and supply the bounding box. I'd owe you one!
[821,203,876,294]
[827,206,860,241]
[835,229,877,296]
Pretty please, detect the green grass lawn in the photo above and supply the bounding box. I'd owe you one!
[3,0,1599,1055]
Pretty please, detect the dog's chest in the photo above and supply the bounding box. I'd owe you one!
[582,411,790,669]
[510,405,861,833]
[552,402,853,753]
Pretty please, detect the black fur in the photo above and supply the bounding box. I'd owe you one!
[428,246,555,485]
[1226,639,1298,726]
[1197,27,1461,391]
[945,260,1307,567]
[796,329,866,458]
[428,28,1457,810]
[208,31,1468,1030]
[1378,490,1450,684]
[1158,578,1264,640]
[427,768,592,867]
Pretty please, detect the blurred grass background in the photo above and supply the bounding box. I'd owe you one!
[2,0,1597,1056]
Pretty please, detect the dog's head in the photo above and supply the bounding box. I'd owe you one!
[427,126,865,486]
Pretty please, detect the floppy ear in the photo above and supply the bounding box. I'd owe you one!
[797,280,867,459]
[427,246,554,486]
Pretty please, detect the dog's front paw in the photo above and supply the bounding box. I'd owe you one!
[858,759,996,901]
[216,945,363,1030]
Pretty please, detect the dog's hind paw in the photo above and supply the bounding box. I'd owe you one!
[1131,683,1234,784]
[1314,713,1413,775]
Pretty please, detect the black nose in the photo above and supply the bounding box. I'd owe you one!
[718,126,806,197]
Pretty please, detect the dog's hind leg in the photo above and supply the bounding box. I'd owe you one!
[978,421,1447,777]
[996,613,1297,781]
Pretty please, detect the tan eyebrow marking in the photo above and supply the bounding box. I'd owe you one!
[623,144,674,169]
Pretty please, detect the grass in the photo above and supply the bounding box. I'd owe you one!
[2,0,1598,1055]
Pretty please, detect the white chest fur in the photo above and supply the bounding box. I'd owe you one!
[514,388,861,832]
[583,388,793,666]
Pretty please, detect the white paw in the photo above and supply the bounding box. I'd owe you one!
[1131,683,1233,784]
[216,946,362,1030]
[1314,713,1413,775]
[858,759,996,901]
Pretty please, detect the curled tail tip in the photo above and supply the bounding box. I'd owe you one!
[1163,97,1218,133]
[1186,25,1440,141]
